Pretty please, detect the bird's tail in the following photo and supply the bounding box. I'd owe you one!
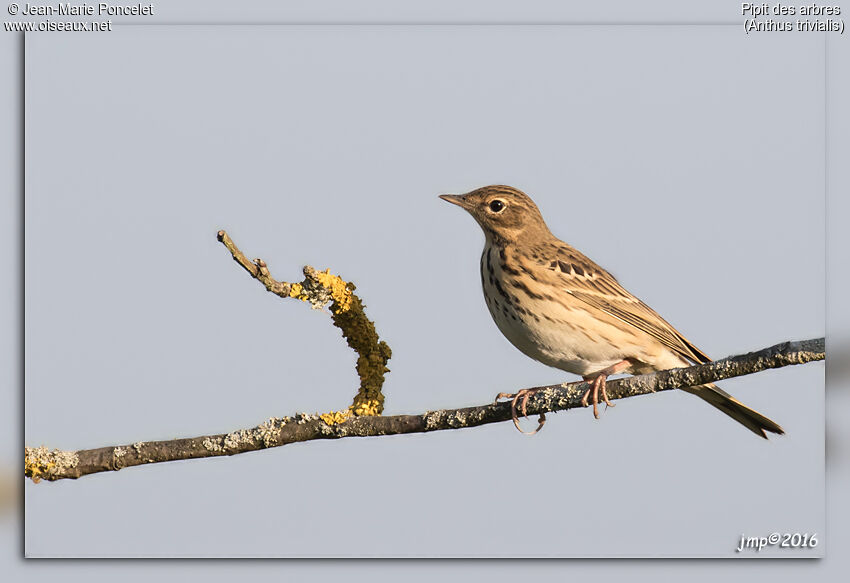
[681,383,784,439]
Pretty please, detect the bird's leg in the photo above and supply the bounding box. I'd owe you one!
[495,388,547,435]
[581,360,631,419]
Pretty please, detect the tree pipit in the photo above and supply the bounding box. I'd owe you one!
[440,185,783,438]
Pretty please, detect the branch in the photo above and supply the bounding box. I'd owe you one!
[215,230,391,419]
[25,338,823,482]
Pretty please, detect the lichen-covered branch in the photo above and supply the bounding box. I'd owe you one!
[215,230,391,419]
[25,338,823,482]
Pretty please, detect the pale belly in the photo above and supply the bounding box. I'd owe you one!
[479,250,684,377]
[483,289,623,376]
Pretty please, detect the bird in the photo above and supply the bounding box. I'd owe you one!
[439,185,784,438]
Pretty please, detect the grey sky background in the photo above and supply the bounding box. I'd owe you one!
[3,0,849,579]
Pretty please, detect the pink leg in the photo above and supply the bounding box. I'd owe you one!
[495,388,546,435]
[581,360,631,419]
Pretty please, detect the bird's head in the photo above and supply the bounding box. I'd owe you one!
[439,185,550,244]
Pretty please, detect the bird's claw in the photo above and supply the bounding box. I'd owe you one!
[497,389,546,435]
[581,375,615,419]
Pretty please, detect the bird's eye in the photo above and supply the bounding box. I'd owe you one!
[488,200,505,213]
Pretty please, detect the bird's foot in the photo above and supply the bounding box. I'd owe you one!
[581,360,631,419]
[580,375,615,419]
[495,389,546,435]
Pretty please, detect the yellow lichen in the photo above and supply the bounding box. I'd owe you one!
[289,266,389,417]
[350,396,383,417]
[320,409,352,425]
[314,269,353,314]
[288,282,305,299]
[25,446,79,482]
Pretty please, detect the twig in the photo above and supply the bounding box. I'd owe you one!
[25,338,823,482]
[215,230,391,419]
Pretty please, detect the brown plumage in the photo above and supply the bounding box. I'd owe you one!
[440,185,783,438]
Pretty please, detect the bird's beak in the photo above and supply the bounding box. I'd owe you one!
[438,194,468,208]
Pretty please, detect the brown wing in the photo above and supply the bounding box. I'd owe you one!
[521,242,711,365]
